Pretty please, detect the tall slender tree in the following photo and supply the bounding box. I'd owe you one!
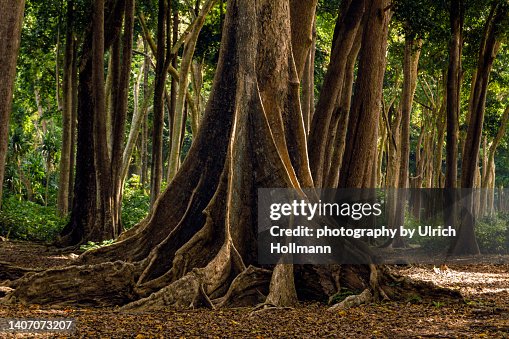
[0,0,25,209]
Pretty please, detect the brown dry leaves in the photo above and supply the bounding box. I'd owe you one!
[0,241,508,338]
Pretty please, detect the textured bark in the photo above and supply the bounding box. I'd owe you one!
[461,3,505,189]
[150,0,171,207]
[0,0,25,208]
[308,0,366,187]
[58,0,127,246]
[445,0,463,189]
[167,0,217,182]
[323,28,362,188]
[57,0,75,216]
[339,0,391,188]
[5,0,419,312]
[289,0,318,79]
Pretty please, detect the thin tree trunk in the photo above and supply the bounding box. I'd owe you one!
[57,0,75,216]
[0,0,25,208]
[323,28,362,188]
[461,3,505,188]
[167,0,217,182]
[398,37,422,189]
[68,49,78,209]
[339,0,391,188]
[445,0,464,189]
[308,0,366,187]
[150,0,171,206]
[110,0,135,230]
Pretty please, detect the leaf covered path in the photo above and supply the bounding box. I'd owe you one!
[0,240,508,338]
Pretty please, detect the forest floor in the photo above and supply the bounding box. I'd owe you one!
[0,240,508,338]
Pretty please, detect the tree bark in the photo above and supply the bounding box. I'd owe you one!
[167,0,217,182]
[398,37,422,189]
[339,0,391,188]
[57,0,75,216]
[445,0,463,189]
[150,0,171,207]
[0,0,25,209]
[461,3,505,188]
[308,0,366,187]
[58,0,127,246]
[6,0,422,312]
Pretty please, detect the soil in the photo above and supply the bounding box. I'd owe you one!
[0,240,508,338]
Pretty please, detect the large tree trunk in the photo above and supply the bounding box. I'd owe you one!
[5,0,440,311]
[0,0,25,209]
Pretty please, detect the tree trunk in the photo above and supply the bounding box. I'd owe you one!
[5,0,406,310]
[454,3,506,256]
[461,3,505,188]
[58,0,127,246]
[445,0,463,189]
[110,0,135,231]
[398,37,421,190]
[57,0,75,216]
[339,0,391,188]
[0,0,25,209]
[167,0,217,182]
[308,0,366,187]
[323,28,362,188]
[150,0,171,207]
[391,36,421,247]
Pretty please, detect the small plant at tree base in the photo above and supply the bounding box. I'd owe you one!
[80,239,115,252]
[432,300,445,308]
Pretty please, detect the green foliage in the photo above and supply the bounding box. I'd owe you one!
[432,300,445,308]
[122,175,150,230]
[406,293,423,304]
[328,287,359,305]
[0,196,68,242]
[80,239,115,251]
[475,214,508,253]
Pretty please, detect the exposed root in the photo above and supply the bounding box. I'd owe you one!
[213,265,271,308]
[264,264,298,307]
[122,270,204,311]
[369,263,389,301]
[0,262,43,281]
[328,288,372,311]
[249,303,294,316]
[3,261,140,306]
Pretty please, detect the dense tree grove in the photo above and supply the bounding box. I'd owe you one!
[1,0,509,308]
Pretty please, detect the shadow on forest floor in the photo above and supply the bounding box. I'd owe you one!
[0,240,508,338]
